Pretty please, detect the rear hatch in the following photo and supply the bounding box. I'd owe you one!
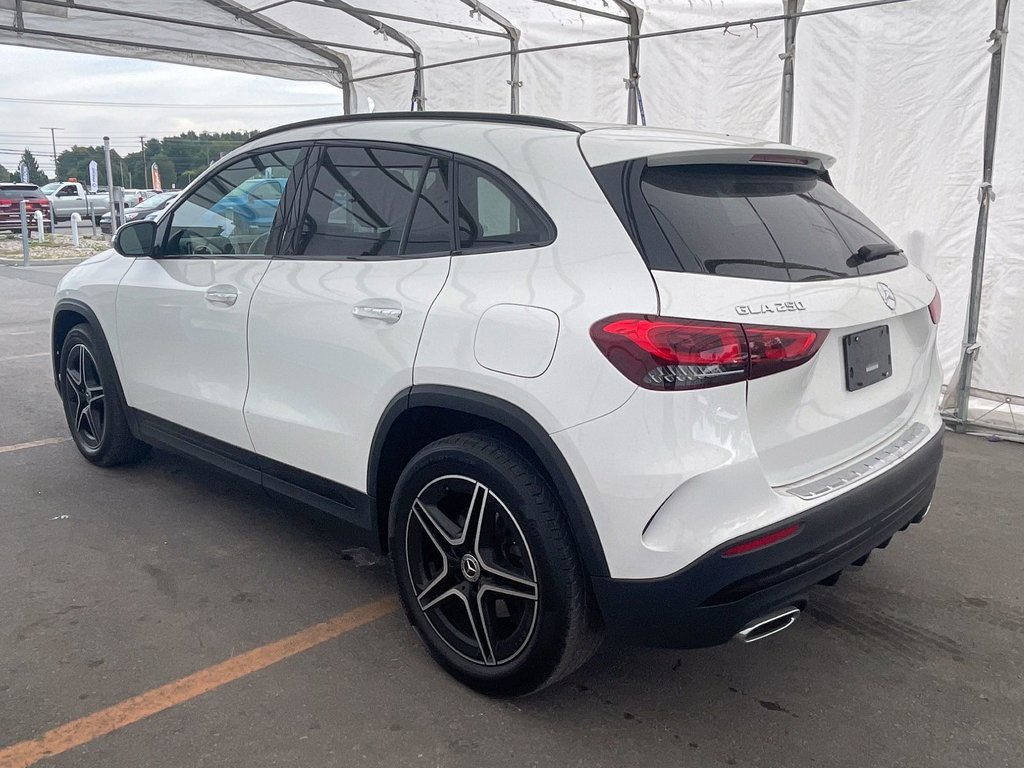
[586,144,939,486]
[0,185,50,218]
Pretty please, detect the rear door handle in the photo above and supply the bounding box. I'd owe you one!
[352,301,403,324]
[205,285,238,306]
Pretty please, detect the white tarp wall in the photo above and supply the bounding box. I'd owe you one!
[1,0,1020,412]
[352,0,1022,410]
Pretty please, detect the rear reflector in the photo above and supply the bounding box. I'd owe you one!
[590,314,826,391]
[723,524,800,557]
[928,288,941,325]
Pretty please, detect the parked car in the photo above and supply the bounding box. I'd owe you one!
[51,113,944,696]
[0,183,52,232]
[101,190,181,234]
[42,182,111,220]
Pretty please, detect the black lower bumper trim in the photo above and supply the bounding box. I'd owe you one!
[592,429,943,649]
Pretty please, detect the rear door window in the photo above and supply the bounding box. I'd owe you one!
[602,163,906,281]
[296,146,430,259]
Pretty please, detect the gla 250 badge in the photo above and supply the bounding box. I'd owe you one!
[735,300,807,316]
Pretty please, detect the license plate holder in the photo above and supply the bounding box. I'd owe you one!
[843,325,892,391]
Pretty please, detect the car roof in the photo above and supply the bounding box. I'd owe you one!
[243,112,833,169]
[0,183,40,190]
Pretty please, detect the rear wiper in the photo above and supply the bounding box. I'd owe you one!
[850,243,902,265]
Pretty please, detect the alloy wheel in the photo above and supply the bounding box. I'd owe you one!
[65,343,106,449]
[405,475,539,666]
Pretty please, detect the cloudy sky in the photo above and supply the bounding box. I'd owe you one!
[0,46,349,177]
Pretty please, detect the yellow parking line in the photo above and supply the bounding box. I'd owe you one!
[0,596,399,768]
[0,437,71,454]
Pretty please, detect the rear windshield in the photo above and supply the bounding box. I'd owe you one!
[594,162,906,281]
[0,187,45,200]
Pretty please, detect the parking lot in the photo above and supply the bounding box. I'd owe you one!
[1,262,1022,768]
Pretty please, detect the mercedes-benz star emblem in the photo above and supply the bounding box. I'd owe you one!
[877,282,897,311]
[460,553,481,582]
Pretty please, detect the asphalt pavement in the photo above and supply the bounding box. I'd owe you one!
[1,262,1021,767]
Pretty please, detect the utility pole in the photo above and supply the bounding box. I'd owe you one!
[40,126,64,179]
[139,136,147,188]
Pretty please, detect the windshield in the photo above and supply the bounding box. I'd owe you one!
[135,192,178,211]
[41,183,60,194]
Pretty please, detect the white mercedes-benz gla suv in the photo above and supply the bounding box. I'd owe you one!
[52,113,943,695]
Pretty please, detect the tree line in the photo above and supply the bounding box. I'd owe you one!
[2,130,257,189]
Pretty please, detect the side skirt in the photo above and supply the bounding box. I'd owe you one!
[132,410,379,550]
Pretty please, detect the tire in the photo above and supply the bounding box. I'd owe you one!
[59,323,150,467]
[390,431,602,696]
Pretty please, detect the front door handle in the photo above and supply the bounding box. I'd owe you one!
[205,285,238,306]
[353,301,403,324]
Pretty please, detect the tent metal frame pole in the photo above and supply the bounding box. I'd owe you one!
[0,23,347,73]
[778,0,803,143]
[342,6,507,38]
[953,0,1012,428]
[614,1,643,125]
[461,0,521,113]
[320,0,426,111]
[19,0,407,58]
[200,0,356,113]
[532,1,643,124]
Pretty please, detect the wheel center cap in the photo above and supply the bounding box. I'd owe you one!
[460,553,481,583]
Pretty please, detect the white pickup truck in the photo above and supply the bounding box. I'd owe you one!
[42,182,112,220]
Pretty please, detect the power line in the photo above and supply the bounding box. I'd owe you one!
[0,95,339,109]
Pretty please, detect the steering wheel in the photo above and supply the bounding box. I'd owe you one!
[247,232,270,255]
[181,231,234,256]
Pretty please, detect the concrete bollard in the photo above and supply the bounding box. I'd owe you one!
[19,201,29,266]
[70,212,81,247]
[34,210,45,242]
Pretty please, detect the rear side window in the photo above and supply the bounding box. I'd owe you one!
[596,162,905,281]
[456,164,553,252]
[297,146,428,259]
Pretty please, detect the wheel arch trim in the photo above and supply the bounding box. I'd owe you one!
[368,384,610,578]
[52,298,137,434]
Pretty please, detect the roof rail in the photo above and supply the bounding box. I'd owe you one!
[246,111,584,144]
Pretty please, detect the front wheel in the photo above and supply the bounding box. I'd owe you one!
[60,323,149,466]
[391,432,601,696]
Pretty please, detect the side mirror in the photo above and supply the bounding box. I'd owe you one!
[113,220,158,257]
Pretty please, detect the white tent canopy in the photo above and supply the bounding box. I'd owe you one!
[1,0,1020,431]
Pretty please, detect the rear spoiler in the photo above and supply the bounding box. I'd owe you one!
[644,147,835,172]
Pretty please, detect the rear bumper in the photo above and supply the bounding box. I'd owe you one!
[591,429,943,648]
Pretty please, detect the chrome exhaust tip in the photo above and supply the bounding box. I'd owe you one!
[734,606,801,644]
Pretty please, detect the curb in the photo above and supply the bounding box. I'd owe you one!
[0,257,90,267]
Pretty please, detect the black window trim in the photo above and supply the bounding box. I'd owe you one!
[153,141,310,260]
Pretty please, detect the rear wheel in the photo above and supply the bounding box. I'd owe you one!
[391,432,601,696]
[60,323,149,466]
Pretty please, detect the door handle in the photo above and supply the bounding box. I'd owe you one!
[205,285,238,306]
[352,302,403,324]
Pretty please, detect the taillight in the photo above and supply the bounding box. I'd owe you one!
[745,325,827,379]
[722,524,801,557]
[0,199,12,208]
[928,288,941,325]
[590,314,826,391]
[590,316,748,390]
